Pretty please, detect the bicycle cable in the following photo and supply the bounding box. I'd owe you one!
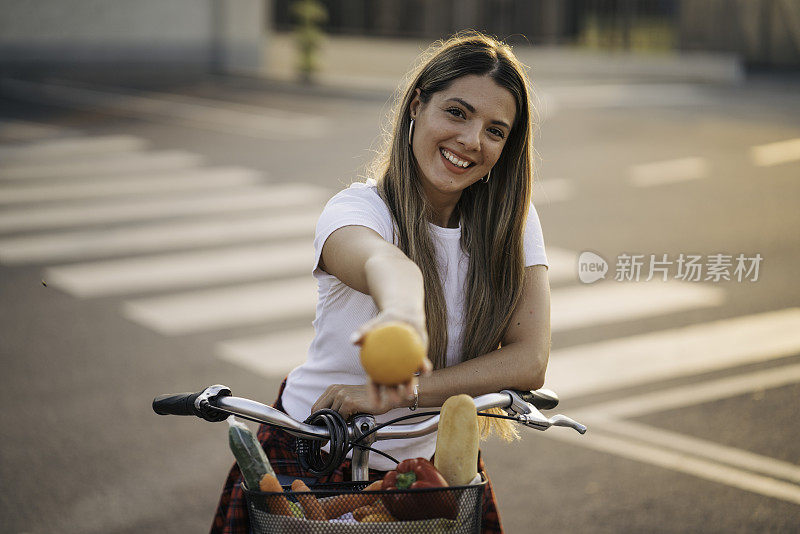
[348,443,400,466]
[350,409,517,446]
[476,411,519,421]
[297,408,520,475]
[295,409,350,477]
[350,410,441,446]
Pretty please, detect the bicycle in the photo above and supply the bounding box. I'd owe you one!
[153,385,586,533]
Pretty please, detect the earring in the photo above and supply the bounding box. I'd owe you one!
[408,118,415,146]
[482,168,492,183]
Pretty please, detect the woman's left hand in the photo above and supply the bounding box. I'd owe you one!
[311,383,410,420]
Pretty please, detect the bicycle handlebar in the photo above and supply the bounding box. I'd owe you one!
[153,385,586,439]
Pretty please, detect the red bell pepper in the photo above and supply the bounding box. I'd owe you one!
[380,457,457,521]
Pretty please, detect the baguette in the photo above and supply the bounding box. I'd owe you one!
[434,394,479,486]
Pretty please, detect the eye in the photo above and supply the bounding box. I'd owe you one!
[446,107,465,119]
[488,127,505,139]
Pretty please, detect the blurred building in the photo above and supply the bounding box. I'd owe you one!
[275,0,800,70]
[0,0,269,75]
[1,0,798,73]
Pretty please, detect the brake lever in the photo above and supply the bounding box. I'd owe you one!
[503,390,586,434]
[517,411,587,434]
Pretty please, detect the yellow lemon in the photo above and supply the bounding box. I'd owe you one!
[360,321,426,385]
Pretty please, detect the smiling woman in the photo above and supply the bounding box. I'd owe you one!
[409,75,516,216]
[211,31,551,534]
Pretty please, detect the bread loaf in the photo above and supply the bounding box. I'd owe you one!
[434,394,479,486]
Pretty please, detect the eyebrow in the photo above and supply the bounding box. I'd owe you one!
[445,97,512,130]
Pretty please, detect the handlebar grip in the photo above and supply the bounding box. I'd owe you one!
[153,392,202,416]
[514,389,559,410]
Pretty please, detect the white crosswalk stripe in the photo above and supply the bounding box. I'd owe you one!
[218,327,317,377]
[0,183,328,232]
[212,285,737,381]
[0,149,204,180]
[750,137,800,167]
[0,167,264,205]
[546,307,800,398]
[533,178,575,205]
[629,157,709,187]
[122,277,318,335]
[0,134,148,163]
[0,210,320,264]
[551,280,724,331]
[43,241,314,298]
[119,275,724,337]
[544,247,578,284]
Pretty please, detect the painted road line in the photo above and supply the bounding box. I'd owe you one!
[575,358,800,419]
[0,119,76,142]
[118,276,721,338]
[750,138,800,167]
[0,167,264,205]
[533,178,574,205]
[629,157,709,187]
[122,277,317,335]
[543,425,800,506]
[546,308,800,398]
[0,210,320,265]
[38,242,576,297]
[0,78,331,141]
[550,281,725,333]
[44,241,314,298]
[217,327,316,377]
[0,150,204,180]
[540,83,710,114]
[578,416,800,486]
[0,183,328,232]
[546,247,579,285]
[0,134,148,163]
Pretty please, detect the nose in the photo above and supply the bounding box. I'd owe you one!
[456,122,481,152]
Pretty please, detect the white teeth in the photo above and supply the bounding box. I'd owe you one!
[441,148,470,168]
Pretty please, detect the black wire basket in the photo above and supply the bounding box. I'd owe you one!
[243,476,487,534]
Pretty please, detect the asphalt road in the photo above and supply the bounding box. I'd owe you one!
[1,70,799,533]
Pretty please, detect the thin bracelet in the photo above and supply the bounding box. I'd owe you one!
[409,383,419,411]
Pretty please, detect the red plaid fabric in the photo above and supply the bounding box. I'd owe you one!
[210,380,504,533]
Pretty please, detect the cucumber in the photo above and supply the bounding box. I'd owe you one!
[227,416,276,491]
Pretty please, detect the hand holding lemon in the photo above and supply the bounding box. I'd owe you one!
[351,314,432,410]
[359,321,427,385]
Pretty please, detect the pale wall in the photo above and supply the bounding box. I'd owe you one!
[0,0,266,73]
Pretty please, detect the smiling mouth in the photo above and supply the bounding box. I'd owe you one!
[440,148,475,169]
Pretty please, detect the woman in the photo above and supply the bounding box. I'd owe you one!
[211,31,550,534]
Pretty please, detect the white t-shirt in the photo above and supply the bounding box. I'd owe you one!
[282,179,549,470]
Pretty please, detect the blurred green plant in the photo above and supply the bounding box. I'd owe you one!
[579,14,676,54]
[291,0,328,83]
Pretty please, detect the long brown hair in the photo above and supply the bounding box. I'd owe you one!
[369,32,535,440]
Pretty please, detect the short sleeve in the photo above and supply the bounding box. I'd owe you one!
[313,182,394,275]
[523,202,549,268]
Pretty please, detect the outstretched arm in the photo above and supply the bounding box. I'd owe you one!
[319,225,427,339]
[311,225,432,418]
